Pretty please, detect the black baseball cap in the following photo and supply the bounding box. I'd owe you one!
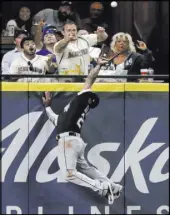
[14,29,29,39]
[60,1,73,8]
[20,36,35,48]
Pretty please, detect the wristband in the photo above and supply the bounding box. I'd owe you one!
[44,104,51,108]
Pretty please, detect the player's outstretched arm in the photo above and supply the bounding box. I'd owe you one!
[83,58,109,90]
[42,92,58,126]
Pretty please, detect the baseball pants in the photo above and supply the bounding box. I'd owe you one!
[57,135,113,194]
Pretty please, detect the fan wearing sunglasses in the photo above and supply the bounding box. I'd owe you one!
[9,37,56,82]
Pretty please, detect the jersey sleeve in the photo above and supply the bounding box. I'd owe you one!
[40,56,49,73]
[45,107,58,126]
[1,53,10,74]
[77,88,92,95]
[8,59,19,74]
[53,40,67,55]
[81,34,98,47]
[33,9,53,22]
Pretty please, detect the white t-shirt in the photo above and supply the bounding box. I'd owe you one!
[9,53,51,82]
[96,62,128,83]
[54,34,98,77]
[1,48,22,74]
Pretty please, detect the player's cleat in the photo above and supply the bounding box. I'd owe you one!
[105,183,114,205]
[96,181,109,197]
[111,184,123,199]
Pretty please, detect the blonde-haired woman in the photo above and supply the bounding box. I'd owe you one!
[112,32,154,80]
[97,32,154,82]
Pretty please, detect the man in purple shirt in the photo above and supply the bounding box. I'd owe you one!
[36,27,63,70]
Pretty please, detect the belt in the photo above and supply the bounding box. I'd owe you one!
[56,132,80,140]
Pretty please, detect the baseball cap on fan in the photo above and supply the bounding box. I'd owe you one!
[60,1,73,7]
[42,25,62,39]
[14,29,29,39]
[42,24,57,33]
[59,1,74,12]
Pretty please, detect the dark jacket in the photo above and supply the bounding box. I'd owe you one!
[118,49,154,82]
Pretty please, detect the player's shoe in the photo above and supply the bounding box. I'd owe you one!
[111,183,123,199]
[105,183,114,205]
[97,181,110,197]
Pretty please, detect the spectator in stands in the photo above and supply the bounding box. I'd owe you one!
[35,24,63,50]
[82,2,108,34]
[96,32,154,82]
[8,37,56,82]
[3,6,33,36]
[1,29,29,74]
[36,26,63,71]
[53,21,108,82]
[33,1,82,32]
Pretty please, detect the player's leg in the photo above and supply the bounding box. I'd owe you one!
[77,141,123,199]
[77,155,111,182]
[57,136,109,196]
[77,141,113,183]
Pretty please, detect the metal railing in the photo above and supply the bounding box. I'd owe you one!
[0,74,169,80]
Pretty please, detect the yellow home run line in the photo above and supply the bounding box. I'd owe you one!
[125,83,169,92]
[1,82,169,92]
[1,83,124,92]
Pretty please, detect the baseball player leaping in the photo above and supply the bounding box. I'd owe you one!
[42,57,123,204]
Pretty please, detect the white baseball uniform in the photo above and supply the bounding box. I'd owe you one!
[9,53,53,82]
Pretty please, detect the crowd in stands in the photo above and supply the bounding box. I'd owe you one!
[1,1,155,83]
